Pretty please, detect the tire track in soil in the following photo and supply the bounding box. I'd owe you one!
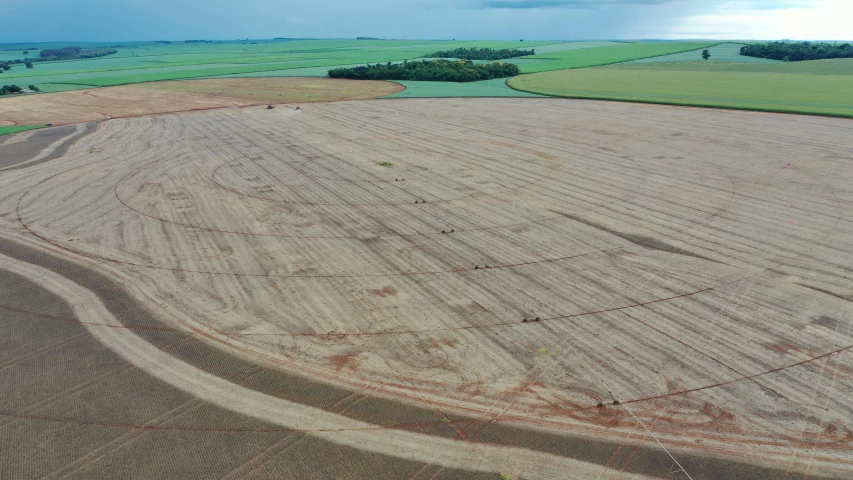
[6,106,849,414]
[3,237,849,479]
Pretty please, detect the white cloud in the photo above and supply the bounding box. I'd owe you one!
[671,0,853,40]
[286,16,306,24]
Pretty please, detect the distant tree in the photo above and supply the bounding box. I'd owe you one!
[23,50,29,55]
[0,64,9,71]
[28,85,39,92]
[328,59,520,82]
[424,47,535,61]
[25,61,33,69]
[701,49,711,61]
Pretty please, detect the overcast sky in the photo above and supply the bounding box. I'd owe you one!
[1,0,850,43]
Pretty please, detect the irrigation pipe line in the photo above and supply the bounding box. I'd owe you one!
[566,340,693,479]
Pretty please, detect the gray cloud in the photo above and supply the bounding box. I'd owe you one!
[480,0,677,9]
[449,0,814,10]
[0,0,826,43]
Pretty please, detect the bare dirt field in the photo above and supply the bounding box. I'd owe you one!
[0,77,402,126]
[1,97,852,479]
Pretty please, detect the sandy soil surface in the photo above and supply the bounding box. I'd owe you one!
[1,98,852,478]
[0,77,402,126]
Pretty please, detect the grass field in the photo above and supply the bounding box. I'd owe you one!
[517,41,622,54]
[514,41,719,73]
[509,58,853,117]
[0,125,42,136]
[3,98,853,478]
[384,78,544,98]
[625,42,778,63]
[608,57,853,74]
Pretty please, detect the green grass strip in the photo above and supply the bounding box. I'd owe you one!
[384,78,544,98]
[508,67,853,118]
[517,41,721,73]
[0,125,43,137]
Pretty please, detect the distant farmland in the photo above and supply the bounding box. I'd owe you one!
[623,42,779,64]
[0,39,558,91]
[0,39,718,92]
[511,41,719,73]
[509,58,853,117]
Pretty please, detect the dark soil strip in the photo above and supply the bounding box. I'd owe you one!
[0,122,98,170]
[0,266,489,480]
[550,209,720,263]
[796,282,852,302]
[0,237,840,479]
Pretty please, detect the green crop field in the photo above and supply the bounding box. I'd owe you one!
[508,58,853,117]
[602,57,853,75]
[0,125,42,136]
[520,41,623,54]
[513,41,720,73]
[384,78,544,98]
[624,42,779,63]
[0,39,557,91]
[6,38,849,118]
[0,39,721,92]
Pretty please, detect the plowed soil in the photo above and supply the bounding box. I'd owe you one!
[0,77,402,126]
[1,97,852,479]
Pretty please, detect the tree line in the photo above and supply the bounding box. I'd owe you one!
[0,84,39,96]
[0,47,116,70]
[741,42,853,62]
[38,47,117,61]
[0,62,32,71]
[328,59,520,82]
[423,47,534,61]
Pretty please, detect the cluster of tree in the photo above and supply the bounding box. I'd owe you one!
[328,59,520,82]
[0,85,23,95]
[423,47,535,61]
[0,84,40,95]
[740,42,853,62]
[37,47,116,61]
[184,40,212,43]
[1,61,32,70]
[0,47,116,70]
[40,46,82,58]
[155,40,173,44]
